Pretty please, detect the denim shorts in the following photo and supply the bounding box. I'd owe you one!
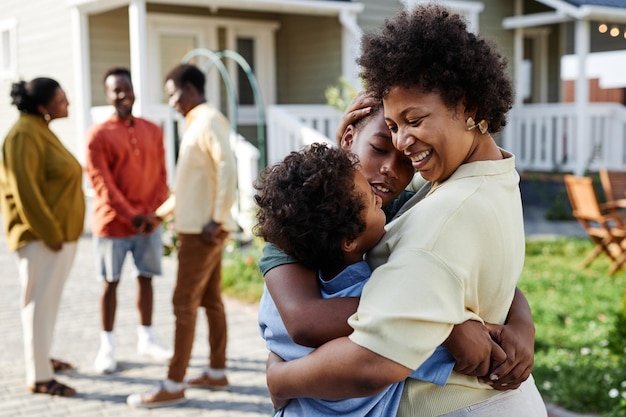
[95,227,163,282]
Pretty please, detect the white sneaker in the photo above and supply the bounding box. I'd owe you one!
[137,337,173,361]
[94,345,117,374]
[127,381,185,409]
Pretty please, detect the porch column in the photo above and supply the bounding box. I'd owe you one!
[128,0,148,116]
[574,19,590,176]
[70,6,92,165]
[339,10,362,90]
[513,28,524,108]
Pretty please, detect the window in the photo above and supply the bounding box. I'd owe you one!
[236,37,255,106]
[147,14,278,124]
[0,18,17,79]
[224,21,279,125]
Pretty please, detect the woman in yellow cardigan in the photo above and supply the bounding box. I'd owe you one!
[0,77,85,396]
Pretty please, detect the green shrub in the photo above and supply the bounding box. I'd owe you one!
[325,76,357,112]
[221,237,265,303]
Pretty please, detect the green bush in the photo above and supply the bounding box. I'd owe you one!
[221,237,265,303]
[325,76,357,112]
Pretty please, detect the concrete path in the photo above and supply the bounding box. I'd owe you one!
[0,234,273,417]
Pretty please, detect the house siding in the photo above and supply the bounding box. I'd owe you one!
[89,7,131,107]
[276,14,342,104]
[0,0,78,155]
[357,0,403,33]
[480,1,516,64]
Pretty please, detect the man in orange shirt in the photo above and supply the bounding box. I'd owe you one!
[86,67,172,374]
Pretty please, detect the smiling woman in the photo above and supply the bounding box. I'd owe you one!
[265,4,547,416]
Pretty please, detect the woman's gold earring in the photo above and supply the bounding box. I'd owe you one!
[466,117,488,134]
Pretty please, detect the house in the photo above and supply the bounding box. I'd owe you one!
[1,0,626,231]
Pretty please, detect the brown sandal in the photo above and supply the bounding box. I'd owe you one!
[50,358,73,372]
[30,379,76,397]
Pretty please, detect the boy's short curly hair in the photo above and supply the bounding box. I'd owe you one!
[358,4,513,133]
[254,143,366,271]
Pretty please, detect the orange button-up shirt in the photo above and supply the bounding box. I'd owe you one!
[86,114,169,237]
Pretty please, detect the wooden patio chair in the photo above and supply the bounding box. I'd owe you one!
[599,169,626,221]
[563,174,626,275]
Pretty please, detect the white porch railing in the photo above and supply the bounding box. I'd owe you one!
[265,105,341,165]
[503,103,626,175]
[87,102,626,234]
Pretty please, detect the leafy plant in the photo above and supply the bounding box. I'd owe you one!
[325,76,358,112]
[161,217,179,256]
[221,237,265,303]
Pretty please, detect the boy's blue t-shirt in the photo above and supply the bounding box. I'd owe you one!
[257,186,455,416]
[258,260,455,417]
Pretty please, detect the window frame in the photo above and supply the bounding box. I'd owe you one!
[0,17,18,80]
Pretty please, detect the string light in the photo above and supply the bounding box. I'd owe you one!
[598,23,626,39]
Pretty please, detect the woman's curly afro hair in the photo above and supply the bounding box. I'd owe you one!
[254,143,366,272]
[358,4,514,133]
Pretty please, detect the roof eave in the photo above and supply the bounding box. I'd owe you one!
[578,5,626,23]
[66,0,363,16]
[503,11,573,29]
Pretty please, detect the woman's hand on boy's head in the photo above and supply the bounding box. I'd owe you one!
[335,91,378,145]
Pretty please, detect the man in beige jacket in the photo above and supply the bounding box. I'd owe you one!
[127,63,238,408]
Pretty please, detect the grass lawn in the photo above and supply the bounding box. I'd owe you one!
[222,236,626,416]
[521,238,626,416]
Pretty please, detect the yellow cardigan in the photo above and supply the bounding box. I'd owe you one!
[0,113,85,251]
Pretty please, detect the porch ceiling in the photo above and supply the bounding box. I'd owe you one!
[504,0,626,29]
[66,0,363,16]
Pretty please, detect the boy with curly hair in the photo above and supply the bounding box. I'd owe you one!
[255,142,454,417]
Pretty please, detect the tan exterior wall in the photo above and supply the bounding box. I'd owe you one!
[275,14,342,104]
[89,7,131,107]
[357,0,403,33]
[0,0,78,155]
[480,0,516,77]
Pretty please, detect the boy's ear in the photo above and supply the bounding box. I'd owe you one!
[340,125,356,150]
[341,237,358,254]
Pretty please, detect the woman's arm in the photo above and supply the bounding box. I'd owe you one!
[267,336,411,407]
[484,287,535,389]
[442,287,535,390]
[268,261,535,382]
[265,263,359,347]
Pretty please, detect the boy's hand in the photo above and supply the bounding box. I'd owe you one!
[444,320,506,377]
[481,322,533,390]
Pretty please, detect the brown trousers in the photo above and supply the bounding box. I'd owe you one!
[167,233,227,382]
